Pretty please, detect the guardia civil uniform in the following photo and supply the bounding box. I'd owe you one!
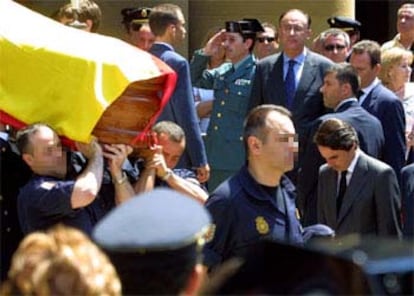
[190,19,264,191]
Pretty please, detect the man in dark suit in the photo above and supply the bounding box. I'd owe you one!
[148,4,209,183]
[315,118,402,237]
[249,9,333,183]
[400,163,414,238]
[350,40,406,177]
[298,63,384,226]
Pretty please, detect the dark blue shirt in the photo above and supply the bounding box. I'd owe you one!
[18,175,95,235]
[203,166,303,269]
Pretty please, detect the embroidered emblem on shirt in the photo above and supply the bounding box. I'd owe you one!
[255,216,269,235]
[234,79,251,86]
[40,181,56,190]
[203,224,216,243]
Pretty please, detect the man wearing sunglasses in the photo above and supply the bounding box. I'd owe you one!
[319,28,351,63]
[255,22,279,60]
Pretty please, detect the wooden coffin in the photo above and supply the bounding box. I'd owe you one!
[92,76,164,149]
[0,0,176,150]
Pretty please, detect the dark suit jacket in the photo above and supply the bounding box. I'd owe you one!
[317,151,402,237]
[400,163,414,238]
[0,138,31,280]
[249,49,333,139]
[298,99,385,225]
[361,83,406,176]
[149,43,207,169]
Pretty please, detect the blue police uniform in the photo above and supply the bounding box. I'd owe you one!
[191,51,256,191]
[70,152,139,222]
[203,165,304,269]
[17,175,95,235]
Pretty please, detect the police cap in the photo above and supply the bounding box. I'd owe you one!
[226,18,264,36]
[121,7,152,25]
[92,188,211,252]
[327,16,361,32]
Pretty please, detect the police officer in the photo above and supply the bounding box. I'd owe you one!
[93,188,211,295]
[190,19,264,191]
[327,16,362,47]
[120,7,154,51]
[203,105,334,271]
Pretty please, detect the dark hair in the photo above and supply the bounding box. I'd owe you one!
[313,118,359,151]
[149,4,182,37]
[51,0,102,32]
[325,63,360,96]
[243,104,292,151]
[16,123,53,155]
[278,9,312,28]
[351,40,381,67]
[152,121,185,143]
[107,243,200,295]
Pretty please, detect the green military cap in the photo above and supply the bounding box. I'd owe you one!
[225,18,264,37]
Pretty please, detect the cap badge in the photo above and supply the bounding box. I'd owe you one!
[204,223,216,243]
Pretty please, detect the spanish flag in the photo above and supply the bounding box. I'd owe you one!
[0,0,176,145]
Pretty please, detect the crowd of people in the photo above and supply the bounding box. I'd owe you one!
[1,0,414,294]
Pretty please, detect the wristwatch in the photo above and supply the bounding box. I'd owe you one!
[113,172,127,185]
[160,168,173,181]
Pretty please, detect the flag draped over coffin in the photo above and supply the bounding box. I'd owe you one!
[0,0,176,144]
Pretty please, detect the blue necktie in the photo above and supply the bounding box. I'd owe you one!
[285,59,296,109]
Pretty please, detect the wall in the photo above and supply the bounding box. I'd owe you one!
[20,0,354,59]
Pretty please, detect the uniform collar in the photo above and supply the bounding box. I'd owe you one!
[239,165,295,201]
[233,54,254,70]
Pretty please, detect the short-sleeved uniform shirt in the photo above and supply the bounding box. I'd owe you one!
[18,175,95,235]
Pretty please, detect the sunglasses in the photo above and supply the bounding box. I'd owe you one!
[324,44,346,51]
[257,37,276,43]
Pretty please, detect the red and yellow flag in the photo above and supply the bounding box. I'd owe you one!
[0,0,176,144]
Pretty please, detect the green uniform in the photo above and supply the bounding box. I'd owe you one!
[191,50,256,191]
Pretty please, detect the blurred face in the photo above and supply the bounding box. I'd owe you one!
[157,133,185,169]
[389,56,412,90]
[222,32,250,63]
[23,126,67,178]
[278,10,311,55]
[350,52,380,88]
[255,27,279,59]
[320,72,345,109]
[128,24,155,51]
[317,145,356,172]
[258,111,298,173]
[322,35,349,63]
[397,6,414,35]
